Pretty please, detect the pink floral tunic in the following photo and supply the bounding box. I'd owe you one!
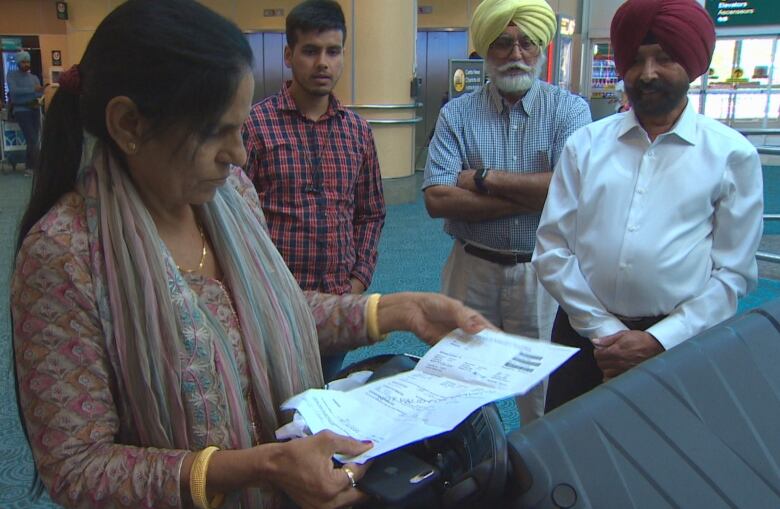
[12,187,373,508]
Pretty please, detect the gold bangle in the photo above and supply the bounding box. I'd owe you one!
[189,446,224,509]
[366,293,387,342]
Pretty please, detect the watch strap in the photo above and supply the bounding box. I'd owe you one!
[474,168,489,193]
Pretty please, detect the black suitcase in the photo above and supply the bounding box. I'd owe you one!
[504,300,780,508]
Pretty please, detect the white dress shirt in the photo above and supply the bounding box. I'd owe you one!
[532,102,763,350]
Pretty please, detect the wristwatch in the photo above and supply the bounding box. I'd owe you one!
[473,167,490,193]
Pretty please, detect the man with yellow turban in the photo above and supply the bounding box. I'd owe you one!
[533,0,763,411]
[423,0,590,424]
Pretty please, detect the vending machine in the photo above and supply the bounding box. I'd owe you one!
[588,39,620,120]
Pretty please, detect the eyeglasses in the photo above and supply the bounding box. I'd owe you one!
[489,36,540,58]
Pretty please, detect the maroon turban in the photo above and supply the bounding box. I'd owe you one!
[610,0,715,82]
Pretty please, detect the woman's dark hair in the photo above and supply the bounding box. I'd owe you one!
[286,0,347,48]
[16,0,253,248]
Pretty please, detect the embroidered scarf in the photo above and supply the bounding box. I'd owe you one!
[77,135,323,507]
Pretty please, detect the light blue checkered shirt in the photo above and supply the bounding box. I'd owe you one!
[423,80,591,252]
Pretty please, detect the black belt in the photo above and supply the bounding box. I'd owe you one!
[462,242,532,265]
[615,315,667,330]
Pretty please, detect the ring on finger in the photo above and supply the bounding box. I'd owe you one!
[343,466,358,489]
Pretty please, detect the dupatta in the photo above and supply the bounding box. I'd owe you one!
[77,135,323,507]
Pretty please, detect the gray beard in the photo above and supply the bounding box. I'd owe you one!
[487,55,546,95]
[493,72,536,94]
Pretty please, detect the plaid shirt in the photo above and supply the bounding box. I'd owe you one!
[243,83,385,294]
[423,80,591,252]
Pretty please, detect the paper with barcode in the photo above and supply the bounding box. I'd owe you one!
[280,328,578,463]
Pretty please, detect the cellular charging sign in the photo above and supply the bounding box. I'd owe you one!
[705,0,780,27]
[448,59,485,100]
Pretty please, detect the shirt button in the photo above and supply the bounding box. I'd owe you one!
[620,263,628,269]
[628,225,638,232]
[647,151,655,158]
[512,155,518,161]
[511,125,518,130]
[637,188,645,194]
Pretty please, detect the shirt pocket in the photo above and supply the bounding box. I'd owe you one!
[322,144,364,201]
[257,139,304,192]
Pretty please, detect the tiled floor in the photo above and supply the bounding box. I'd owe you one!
[381,169,426,206]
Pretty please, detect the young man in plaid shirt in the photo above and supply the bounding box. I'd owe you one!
[243,0,385,379]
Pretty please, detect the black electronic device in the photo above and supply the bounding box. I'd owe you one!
[338,354,508,509]
[358,449,440,506]
[501,299,780,508]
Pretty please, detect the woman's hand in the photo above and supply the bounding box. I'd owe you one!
[377,292,494,345]
[263,430,372,509]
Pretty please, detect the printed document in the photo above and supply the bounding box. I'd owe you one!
[280,328,578,463]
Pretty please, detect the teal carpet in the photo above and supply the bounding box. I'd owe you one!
[2,167,780,507]
[0,173,59,509]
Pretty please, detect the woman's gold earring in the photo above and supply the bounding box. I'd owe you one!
[127,141,137,154]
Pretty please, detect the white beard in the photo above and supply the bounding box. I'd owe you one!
[487,54,546,95]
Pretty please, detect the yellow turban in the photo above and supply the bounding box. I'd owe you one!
[471,0,557,58]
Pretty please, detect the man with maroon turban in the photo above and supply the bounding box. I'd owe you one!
[532,0,764,410]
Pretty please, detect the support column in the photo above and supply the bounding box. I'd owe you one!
[336,0,418,179]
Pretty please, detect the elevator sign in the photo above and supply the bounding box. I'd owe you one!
[448,59,485,100]
[705,0,780,27]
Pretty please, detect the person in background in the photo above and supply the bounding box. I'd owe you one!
[243,0,385,380]
[6,50,45,176]
[12,1,491,507]
[533,0,763,411]
[422,0,591,425]
[614,79,631,112]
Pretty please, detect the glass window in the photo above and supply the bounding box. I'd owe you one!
[734,91,768,120]
[704,91,732,119]
[698,36,778,126]
[709,39,736,85]
[739,39,773,88]
[772,39,780,122]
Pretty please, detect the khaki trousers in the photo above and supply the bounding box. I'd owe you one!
[440,240,556,424]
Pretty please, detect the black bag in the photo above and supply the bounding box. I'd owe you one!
[336,355,509,509]
[503,299,780,508]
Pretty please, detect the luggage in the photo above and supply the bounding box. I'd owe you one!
[1,118,28,172]
[337,354,509,509]
[504,300,780,508]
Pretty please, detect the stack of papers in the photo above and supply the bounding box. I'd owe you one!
[281,328,578,463]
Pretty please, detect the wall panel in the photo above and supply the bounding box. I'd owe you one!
[0,0,66,34]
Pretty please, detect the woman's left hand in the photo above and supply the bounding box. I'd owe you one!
[376,292,494,345]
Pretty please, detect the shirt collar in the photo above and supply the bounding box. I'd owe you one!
[278,80,346,120]
[617,99,697,145]
[487,79,540,115]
